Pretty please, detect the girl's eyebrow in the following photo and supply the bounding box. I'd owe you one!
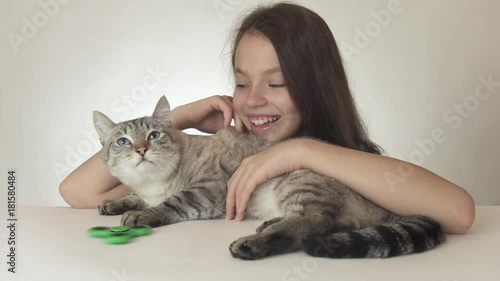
[264,67,282,75]
[235,67,282,76]
[234,67,247,76]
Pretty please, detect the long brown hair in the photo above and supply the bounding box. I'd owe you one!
[230,2,382,154]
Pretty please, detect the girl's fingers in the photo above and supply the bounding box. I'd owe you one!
[225,184,236,220]
[219,95,246,132]
[233,174,244,219]
[236,170,261,221]
[226,167,242,220]
[223,95,233,104]
[236,188,251,221]
[234,113,246,133]
[234,168,255,221]
[218,95,234,128]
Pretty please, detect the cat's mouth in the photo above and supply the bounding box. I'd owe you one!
[136,158,153,167]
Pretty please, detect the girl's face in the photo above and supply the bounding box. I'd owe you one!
[233,32,302,142]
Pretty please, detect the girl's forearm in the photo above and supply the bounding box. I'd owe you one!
[59,152,132,208]
[170,107,188,130]
[299,139,475,234]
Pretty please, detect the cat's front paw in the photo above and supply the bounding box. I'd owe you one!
[98,200,126,215]
[121,210,162,227]
[229,235,268,260]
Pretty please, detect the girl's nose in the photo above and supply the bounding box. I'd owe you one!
[246,87,267,107]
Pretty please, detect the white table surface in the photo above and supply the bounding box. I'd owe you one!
[0,206,499,281]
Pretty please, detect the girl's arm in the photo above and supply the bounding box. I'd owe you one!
[302,139,475,234]
[59,153,132,208]
[226,138,475,234]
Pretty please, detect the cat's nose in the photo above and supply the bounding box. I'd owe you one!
[136,147,148,156]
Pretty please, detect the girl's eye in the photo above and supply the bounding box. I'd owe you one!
[235,84,248,89]
[117,138,131,146]
[269,84,286,88]
[148,131,161,140]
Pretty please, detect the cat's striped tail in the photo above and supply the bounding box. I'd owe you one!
[302,215,445,258]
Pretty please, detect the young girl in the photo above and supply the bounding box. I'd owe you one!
[59,3,474,234]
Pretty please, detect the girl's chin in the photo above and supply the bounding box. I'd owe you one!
[251,129,283,142]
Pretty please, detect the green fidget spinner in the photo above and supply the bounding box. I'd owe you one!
[88,225,152,244]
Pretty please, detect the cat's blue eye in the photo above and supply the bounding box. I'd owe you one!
[148,131,161,141]
[117,138,131,146]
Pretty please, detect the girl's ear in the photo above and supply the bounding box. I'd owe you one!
[93,111,116,145]
[152,95,171,127]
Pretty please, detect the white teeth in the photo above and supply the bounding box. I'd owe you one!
[250,117,279,126]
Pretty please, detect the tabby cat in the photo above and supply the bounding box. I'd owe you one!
[93,95,445,260]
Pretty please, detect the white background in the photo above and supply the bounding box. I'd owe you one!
[0,0,498,207]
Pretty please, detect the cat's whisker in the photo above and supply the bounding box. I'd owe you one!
[154,157,176,171]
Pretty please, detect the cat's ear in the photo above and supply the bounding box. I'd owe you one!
[152,95,171,127]
[93,111,116,145]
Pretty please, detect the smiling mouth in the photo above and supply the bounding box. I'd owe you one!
[249,116,280,127]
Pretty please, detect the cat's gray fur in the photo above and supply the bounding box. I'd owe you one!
[93,96,445,260]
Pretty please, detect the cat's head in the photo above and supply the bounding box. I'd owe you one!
[93,96,180,187]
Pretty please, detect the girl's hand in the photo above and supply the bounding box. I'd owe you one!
[171,95,245,133]
[225,138,308,221]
